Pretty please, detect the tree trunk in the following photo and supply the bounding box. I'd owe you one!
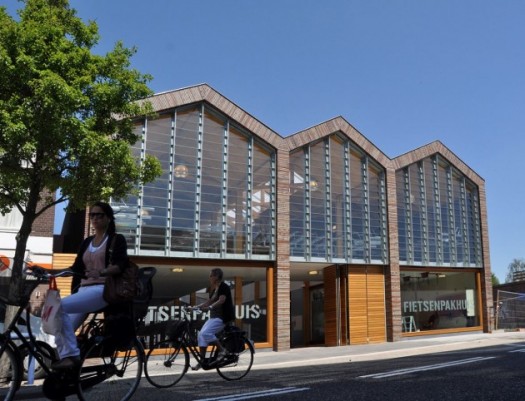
[8,214,33,303]
[1,186,40,380]
[4,195,38,362]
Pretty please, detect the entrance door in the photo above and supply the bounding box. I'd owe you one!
[349,266,386,344]
[290,283,325,347]
[310,287,324,344]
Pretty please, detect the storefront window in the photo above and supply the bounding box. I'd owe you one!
[140,266,268,347]
[400,270,479,332]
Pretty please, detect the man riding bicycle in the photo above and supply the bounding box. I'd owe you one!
[191,268,234,371]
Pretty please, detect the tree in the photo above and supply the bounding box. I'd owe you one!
[491,273,500,286]
[0,0,162,301]
[505,258,525,283]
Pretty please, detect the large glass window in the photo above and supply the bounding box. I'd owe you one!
[171,107,199,253]
[141,266,268,346]
[199,111,225,254]
[350,149,365,260]
[289,135,387,264]
[114,104,275,259]
[423,158,437,263]
[438,163,452,264]
[141,116,171,251]
[396,156,482,267]
[368,163,385,262]
[400,270,480,332]
[310,141,327,259]
[226,127,248,255]
[114,123,143,251]
[289,151,306,257]
[251,142,273,256]
[396,170,408,263]
[330,137,345,260]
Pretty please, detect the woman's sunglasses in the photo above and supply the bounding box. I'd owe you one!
[89,212,106,219]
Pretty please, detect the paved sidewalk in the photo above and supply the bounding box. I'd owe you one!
[252,330,525,370]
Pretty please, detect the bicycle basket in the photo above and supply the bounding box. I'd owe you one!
[0,276,41,306]
[220,325,246,353]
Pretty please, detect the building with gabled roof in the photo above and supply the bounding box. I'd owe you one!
[56,84,492,350]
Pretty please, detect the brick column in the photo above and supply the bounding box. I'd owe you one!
[274,143,291,351]
[385,166,402,342]
[478,182,493,332]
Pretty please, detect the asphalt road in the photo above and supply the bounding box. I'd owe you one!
[13,332,525,400]
[133,341,525,401]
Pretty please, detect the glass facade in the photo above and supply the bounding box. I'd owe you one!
[112,104,276,260]
[289,135,388,264]
[400,270,480,332]
[396,155,482,267]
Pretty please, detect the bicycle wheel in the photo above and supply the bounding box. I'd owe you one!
[19,341,56,380]
[0,341,21,401]
[76,337,143,401]
[216,337,254,381]
[144,340,189,388]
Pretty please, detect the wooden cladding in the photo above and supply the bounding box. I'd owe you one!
[350,266,386,344]
[324,266,340,346]
[52,253,76,296]
[325,265,386,346]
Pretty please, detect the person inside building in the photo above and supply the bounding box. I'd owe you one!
[191,267,235,371]
[51,201,131,369]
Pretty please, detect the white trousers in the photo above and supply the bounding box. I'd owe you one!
[198,318,224,347]
[55,285,108,359]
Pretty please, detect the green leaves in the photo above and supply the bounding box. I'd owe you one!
[0,0,160,229]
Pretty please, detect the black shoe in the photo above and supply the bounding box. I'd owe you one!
[191,363,201,371]
[210,350,228,366]
[51,356,80,370]
[216,349,228,361]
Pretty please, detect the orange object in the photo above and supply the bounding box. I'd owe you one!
[0,255,10,272]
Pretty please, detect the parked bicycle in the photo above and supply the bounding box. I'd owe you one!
[144,306,255,388]
[0,265,156,401]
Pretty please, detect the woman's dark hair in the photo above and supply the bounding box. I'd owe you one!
[91,201,116,235]
[210,268,223,281]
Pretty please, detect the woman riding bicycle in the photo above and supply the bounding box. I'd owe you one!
[52,201,132,370]
[191,268,235,371]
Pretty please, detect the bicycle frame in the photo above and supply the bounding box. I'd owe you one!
[172,308,224,370]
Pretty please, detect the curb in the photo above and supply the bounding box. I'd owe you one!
[251,332,525,369]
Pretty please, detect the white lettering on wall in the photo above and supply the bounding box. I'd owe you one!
[403,299,467,313]
[145,304,263,324]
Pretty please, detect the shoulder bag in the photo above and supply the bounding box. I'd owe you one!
[103,235,138,304]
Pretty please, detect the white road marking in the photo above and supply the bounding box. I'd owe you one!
[195,387,310,401]
[358,356,496,379]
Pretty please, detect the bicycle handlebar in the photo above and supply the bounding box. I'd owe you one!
[181,305,204,314]
[25,265,83,279]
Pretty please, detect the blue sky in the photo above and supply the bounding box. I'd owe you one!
[4,1,524,282]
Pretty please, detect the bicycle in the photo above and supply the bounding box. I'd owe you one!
[44,267,157,401]
[0,265,155,401]
[144,306,255,388]
[0,265,72,401]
